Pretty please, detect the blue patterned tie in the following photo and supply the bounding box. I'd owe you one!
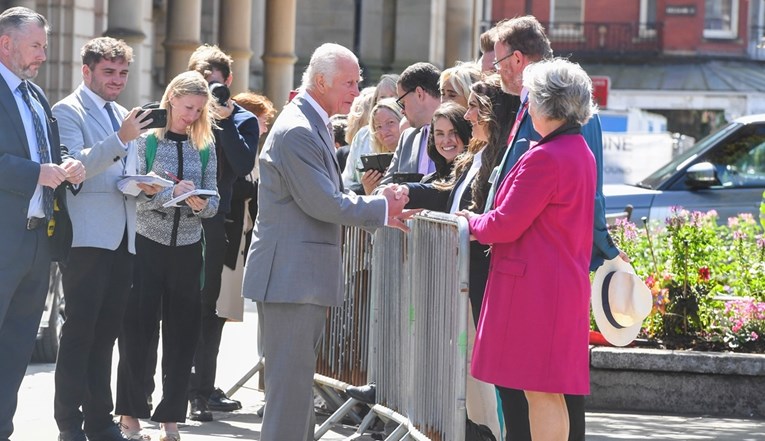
[105,102,121,132]
[18,81,54,220]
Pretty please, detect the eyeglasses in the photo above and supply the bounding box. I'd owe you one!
[492,50,514,69]
[395,89,414,110]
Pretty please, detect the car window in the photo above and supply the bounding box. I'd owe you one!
[699,125,765,188]
[638,122,740,189]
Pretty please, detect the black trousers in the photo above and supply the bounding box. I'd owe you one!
[188,214,228,400]
[115,235,202,422]
[54,233,133,435]
[0,227,50,441]
[497,387,585,441]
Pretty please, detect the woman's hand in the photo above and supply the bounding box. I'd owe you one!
[186,195,209,212]
[455,209,478,241]
[137,183,163,196]
[361,169,383,195]
[172,180,195,197]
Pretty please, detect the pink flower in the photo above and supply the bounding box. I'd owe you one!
[751,332,760,341]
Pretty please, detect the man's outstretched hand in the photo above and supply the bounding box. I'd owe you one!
[381,184,421,232]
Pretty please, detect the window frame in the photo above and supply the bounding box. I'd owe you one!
[703,0,739,40]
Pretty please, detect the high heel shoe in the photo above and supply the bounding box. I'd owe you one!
[159,430,180,441]
[118,418,151,441]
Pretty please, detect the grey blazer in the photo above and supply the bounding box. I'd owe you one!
[242,95,387,307]
[379,125,425,185]
[52,84,138,253]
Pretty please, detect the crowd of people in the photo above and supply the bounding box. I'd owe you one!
[0,4,635,441]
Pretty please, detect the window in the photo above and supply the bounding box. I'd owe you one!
[699,125,765,188]
[704,0,739,39]
[549,0,583,37]
[639,0,657,38]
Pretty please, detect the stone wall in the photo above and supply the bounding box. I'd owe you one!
[587,347,765,418]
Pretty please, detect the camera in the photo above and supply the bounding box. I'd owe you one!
[209,82,230,106]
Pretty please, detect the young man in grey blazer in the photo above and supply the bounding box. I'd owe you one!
[51,37,152,441]
[241,43,416,441]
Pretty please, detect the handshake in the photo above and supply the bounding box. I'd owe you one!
[379,183,421,232]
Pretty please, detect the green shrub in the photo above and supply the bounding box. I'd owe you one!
[603,208,765,353]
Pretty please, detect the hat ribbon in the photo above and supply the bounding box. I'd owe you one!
[602,272,626,329]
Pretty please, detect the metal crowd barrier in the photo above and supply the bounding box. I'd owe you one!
[316,226,374,386]
[370,211,470,441]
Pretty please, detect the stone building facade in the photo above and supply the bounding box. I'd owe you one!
[6,0,491,113]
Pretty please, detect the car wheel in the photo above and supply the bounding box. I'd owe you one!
[32,264,65,363]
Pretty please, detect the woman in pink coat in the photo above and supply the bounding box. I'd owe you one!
[458,58,597,441]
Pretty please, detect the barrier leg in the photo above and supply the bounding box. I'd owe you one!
[313,397,360,439]
[225,357,263,397]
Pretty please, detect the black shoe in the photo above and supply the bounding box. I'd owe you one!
[58,428,87,441]
[188,397,213,422]
[207,388,242,412]
[346,382,376,404]
[88,423,129,441]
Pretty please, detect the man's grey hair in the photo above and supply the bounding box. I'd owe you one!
[301,43,360,90]
[0,7,49,36]
[522,58,595,126]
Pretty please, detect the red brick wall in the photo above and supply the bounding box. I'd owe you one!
[490,0,750,57]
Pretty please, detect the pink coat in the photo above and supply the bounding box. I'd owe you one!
[468,133,595,395]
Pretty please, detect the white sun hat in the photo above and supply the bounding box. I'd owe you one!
[591,257,653,347]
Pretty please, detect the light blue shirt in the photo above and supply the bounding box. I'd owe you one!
[80,82,127,149]
[0,61,51,218]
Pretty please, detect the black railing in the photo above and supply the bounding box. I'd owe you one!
[541,22,663,57]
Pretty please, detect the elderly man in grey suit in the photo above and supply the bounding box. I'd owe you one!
[51,37,153,441]
[242,43,416,441]
[376,62,442,186]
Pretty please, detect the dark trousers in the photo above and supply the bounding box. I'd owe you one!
[54,233,133,435]
[188,214,228,400]
[497,387,585,441]
[0,227,51,441]
[115,235,202,423]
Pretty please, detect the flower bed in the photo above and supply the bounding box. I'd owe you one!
[600,208,765,353]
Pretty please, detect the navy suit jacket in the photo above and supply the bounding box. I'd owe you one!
[499,111,618,270]
[213,102,259,214]
[0,75,71,265]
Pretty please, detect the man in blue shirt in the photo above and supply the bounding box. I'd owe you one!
[486,16,628,441]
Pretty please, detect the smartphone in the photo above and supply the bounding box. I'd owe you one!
[360,153,394,172]
[392,172,424,184]
[140,108,167,129]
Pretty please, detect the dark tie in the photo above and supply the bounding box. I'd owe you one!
[18,81,54,220]
[105,102,121,132]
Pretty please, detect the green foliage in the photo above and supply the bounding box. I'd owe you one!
[604,208,765,353]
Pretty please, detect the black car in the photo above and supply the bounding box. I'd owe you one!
[605,114,765,224]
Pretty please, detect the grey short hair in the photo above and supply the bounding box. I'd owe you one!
[301,43,360,90]
[0,7,49,36]
[522,58,595,126]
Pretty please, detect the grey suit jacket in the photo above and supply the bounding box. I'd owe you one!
[242,95,387,307]
[379,125,425,185]
[52,84,137,253]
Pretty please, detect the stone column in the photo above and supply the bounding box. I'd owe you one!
[249,0,266,91]
[263,0,297,111]
[105,0,148,109]
[220,0,253,94]
[10,0,36,9]
[164,0,202,81]
[444,0,477,66]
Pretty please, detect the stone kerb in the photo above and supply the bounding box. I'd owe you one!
[587,347,765,419]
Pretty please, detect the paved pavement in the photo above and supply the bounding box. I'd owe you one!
[13,303,765,440]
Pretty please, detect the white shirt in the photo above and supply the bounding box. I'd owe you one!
[450,148,484,214]
[0,61,51,218]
